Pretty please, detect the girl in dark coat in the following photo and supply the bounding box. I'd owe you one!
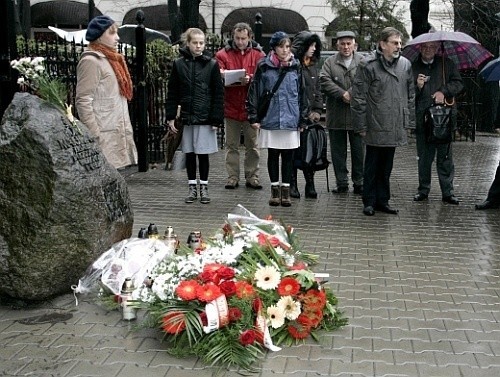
[165,28,224,204]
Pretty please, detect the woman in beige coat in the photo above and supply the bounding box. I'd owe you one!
[76,15,137,169]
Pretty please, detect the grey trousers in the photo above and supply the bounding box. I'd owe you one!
[328,129,364,188]
[224,118,260,181]
[415,131,455,197]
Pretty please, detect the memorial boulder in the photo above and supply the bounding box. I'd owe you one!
[0,93,134,301]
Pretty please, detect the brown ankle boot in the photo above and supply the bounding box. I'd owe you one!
[269,185,280,206]
[281,186,291,207]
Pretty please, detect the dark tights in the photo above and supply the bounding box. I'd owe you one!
[186,153,209,181]
[267,148,293,184]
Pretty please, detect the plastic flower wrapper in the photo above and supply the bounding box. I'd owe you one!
[72,238,175,305]
[132,205,347,373]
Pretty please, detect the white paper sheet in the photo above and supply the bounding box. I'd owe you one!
[223,69,246,86]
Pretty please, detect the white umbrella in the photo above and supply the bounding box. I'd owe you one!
[118,25,171,46]
[48,26,88,44]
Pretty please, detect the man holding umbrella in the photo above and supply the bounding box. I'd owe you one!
[412,41,463,204]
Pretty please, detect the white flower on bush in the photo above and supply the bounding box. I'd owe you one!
[10,57,47,89]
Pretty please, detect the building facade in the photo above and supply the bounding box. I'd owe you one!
[30,0,453,49]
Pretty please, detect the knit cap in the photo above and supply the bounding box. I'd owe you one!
[269,31,288,48]
[86,15,115,42]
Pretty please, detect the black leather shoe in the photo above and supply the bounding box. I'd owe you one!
[475,200,500,210]
[442,195,459,205]
[375,204,399,214]
[353,185,363,195]
[332,186,348,194]
[363,206,375,216]
[413,193,428,201]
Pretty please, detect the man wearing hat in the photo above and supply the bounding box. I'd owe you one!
[76,15,138,169]
[320,31,364,194]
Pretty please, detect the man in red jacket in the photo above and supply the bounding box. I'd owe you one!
[215,23,265,189]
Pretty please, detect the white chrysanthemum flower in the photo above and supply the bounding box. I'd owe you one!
[17,77,25,85]
[266,305,286,329]
[254,265,281,290]
[277,296,301,320]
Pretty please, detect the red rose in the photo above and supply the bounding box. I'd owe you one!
[228,307,242,322]
[218,266,235,280]
[219,280,236,297]
[199,311,208,326]
[252,298,263,313]
[239,329,256,346]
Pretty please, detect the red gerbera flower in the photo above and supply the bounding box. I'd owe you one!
[196,283,222,302]
[162,312,186,334]
[175,280,200,301]
[235,281,255,299]
[287,323,310,339]
[239,329,256,346]
[219,280,236,297]
[277,277,301,296]
[228,307,242,322]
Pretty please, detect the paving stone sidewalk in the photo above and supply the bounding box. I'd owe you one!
[1,135,500,377]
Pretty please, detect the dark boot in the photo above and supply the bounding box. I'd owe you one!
[185,184,198,203]
[269,185,280,206]
[304,170,317,199]
[281,186,292,207]
[199,184,210,204]
[290,168,300,198]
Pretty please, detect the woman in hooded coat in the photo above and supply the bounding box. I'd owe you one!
[290,31,323,199]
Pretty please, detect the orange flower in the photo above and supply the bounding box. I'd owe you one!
[299,309,323,328]
[196,283,222,302]
[302,289,327,310]
[287,323,310,339]
[162,312,186,334]
[235,281,255,299]
[175,280,200,301]
[277,277,301,296]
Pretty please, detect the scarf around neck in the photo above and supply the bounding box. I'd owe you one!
[89,42,133,101]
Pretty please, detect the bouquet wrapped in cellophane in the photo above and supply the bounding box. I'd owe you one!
[131,205,348,372]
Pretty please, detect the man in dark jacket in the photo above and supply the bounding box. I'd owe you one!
[412,41,463,205]
[215,23,265,190]
[320,31,364,194]
[290,30,323,199]
[351,27,415,216]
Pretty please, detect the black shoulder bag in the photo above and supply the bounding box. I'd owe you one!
[423,61,454,145]
[257,69,287,121]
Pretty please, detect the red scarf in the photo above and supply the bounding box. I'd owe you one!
[89,42,133,101]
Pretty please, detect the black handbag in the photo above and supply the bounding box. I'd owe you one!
[424,104,453,144]
[257,69,287,121]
